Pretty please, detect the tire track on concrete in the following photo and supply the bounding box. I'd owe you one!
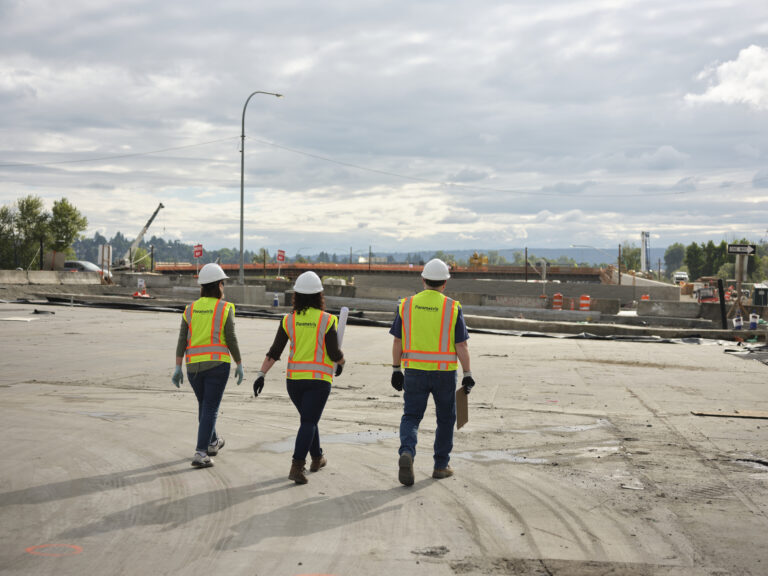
[626,384,768,523]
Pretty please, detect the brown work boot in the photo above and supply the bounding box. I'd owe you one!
[289,459,308,484]
[310,454,327,472]
[398,452,414,486]
[432,465,454,479]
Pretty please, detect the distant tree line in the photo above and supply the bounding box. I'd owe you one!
[664,240,766,283]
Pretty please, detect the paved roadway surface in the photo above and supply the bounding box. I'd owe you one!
[1,300,768,575]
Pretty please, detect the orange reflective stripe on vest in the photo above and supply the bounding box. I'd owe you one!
[400,292,458,371]
[184,298,232,364]
[284,309,335,381]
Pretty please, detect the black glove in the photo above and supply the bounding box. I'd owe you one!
[391,368,404,391]
[253,371,265,398]
[335,363,343,377]
[461,372,475,395]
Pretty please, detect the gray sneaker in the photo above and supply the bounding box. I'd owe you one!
[207,437,225,456]
[191,452,214,468]
[398,452,414,486]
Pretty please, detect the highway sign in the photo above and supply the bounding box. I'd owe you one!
[277,249,285,263]
[728,244,756,255]
[193,244,203,258]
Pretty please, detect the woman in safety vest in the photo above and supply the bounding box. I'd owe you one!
[252,271,345,484]
[172,263,244,468]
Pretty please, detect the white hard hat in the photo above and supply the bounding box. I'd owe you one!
[198,263,228,285]
[421,258,451,281]
[294,271,323,294]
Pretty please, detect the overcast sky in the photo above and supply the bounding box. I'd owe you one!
[2,1,768,257]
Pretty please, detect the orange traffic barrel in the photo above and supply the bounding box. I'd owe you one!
[579,294,591,311]
[552,293,563,310]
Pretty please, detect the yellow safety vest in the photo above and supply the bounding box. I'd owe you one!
[400,290,460,371]
[183,297,234,364]
[283,308,338,382]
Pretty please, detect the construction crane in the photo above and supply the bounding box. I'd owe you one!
[116,202,165,270]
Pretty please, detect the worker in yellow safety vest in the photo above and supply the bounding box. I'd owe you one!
[252,271,345,484]
[172,263,244,468]
[389,258,475,486]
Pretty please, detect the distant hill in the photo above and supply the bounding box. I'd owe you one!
[378,247,668,269]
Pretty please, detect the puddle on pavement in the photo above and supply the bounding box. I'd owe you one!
[261,429,398,453]
[510,418,611,434]
[453,449,548,464]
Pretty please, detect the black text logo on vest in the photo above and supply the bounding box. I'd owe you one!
[414,305,439,312]
[295,322,317,327]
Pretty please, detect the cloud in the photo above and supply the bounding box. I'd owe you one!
[753,169,768,189]
[448,168,489,183]
[1,1,768,254]
[685,45,768,111]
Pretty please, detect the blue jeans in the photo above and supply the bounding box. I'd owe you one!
[287,379,331,462]
[188,363,229,452]
[399,369,457,469]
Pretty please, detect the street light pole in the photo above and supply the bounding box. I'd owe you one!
[240,90,282,285]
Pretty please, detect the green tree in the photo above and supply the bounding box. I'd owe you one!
[252,247,273,264]
[664,243,685,277]
[486,250,508,266]
[0,205,15,268]
[431,250,456,265]
[685,242,705,280]
[701,240,722,277]
[49,198,88,252]
[2,196,49,269]
[717,262,734,280]
[620,242,641,272]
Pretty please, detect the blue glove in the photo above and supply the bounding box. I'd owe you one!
[172,366,183,388]
[461,372,475,395]
[235,364,244,385]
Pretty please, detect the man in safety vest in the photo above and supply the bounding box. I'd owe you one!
[389,258,475,486]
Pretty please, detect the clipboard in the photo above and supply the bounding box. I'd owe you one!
[456,388,468,429]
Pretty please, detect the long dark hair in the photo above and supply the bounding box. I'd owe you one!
[200,281,223,299]
[293,291,324,315]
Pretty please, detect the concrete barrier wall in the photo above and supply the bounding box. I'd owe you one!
[0,270,29,285]
[226,285,269,306]
[60,272,102,285]
[353,275,679,306]
[0,269,102,285]
[637,300,701,318]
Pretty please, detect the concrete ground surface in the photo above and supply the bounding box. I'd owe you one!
[1,300,768,576]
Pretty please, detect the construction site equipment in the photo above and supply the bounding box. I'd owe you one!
[116,203,164,270]
[468,252,488,267]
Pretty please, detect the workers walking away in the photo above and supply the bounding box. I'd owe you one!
[389,258,475,486]
[172,263,244,468]
[252,271,345,485]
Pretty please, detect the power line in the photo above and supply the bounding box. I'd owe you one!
[2,134,766,198]
[0,137,238,168]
